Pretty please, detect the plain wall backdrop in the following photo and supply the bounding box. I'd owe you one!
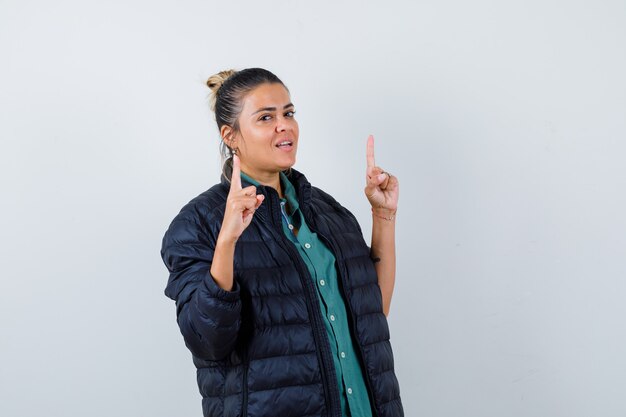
[1,0,625,416]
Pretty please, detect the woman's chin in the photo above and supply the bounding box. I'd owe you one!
[279,156,297,170]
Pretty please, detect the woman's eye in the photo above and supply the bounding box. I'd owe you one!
[259,111,295,121]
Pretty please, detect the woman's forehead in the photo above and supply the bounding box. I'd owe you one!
[243,83,291,109]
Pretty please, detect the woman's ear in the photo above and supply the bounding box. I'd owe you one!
[221,125,236,148]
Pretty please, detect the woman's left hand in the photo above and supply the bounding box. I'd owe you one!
[364,134,399,213]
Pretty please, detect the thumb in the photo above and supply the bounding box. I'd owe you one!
[255,194,265,209]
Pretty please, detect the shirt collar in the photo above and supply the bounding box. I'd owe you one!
[239,170,300,213]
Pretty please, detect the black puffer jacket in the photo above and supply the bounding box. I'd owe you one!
[161,167,404,417]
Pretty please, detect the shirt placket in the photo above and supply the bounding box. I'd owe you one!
[278,189,372,417]
[320,261,362,411]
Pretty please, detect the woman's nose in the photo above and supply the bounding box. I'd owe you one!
[275,116,288,132]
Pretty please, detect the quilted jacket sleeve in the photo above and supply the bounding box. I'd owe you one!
[161,212,242,361]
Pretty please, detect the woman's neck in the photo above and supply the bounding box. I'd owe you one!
[241,167,283,198]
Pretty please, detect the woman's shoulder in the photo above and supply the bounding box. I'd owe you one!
[310,185,342,209]
[307,184,363,234]
[190,181,229,213]
[162,182,228,241]
[288,167,344,205]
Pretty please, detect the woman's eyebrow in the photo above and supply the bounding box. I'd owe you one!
[251,103,295,116]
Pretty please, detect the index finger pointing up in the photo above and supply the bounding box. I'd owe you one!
[230,154,242,191]
[366,134,376,168]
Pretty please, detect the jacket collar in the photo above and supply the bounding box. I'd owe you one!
[220,167,313,220]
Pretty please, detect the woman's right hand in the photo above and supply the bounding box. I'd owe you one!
[218,154,265,244]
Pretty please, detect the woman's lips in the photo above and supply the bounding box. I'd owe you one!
[276,141,294,151]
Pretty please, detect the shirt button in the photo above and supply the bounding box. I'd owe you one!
[304,243,311,249]
[347,388,353,395]
[288,224,294,230]
[319,279,325,286]
[340,351,346,358]
[329,314,335,321]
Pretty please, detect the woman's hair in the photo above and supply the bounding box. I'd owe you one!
[206,67,289,181]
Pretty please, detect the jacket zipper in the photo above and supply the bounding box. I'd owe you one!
[265,191,342,417]
[304,211,380,417]
[242,347,248,417]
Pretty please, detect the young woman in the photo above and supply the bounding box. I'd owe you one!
[161,68,404,417]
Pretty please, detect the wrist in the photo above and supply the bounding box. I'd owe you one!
[371,207,397,221]
[216,233,238,248]
[372,205,397,215]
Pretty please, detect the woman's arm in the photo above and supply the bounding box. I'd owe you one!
[162,155,264,360]
[161,217,242,361]
[211,154,264,291]
[371,208,396,316]
[363,134,400,317]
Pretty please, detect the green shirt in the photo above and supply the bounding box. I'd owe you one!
[240,170,373,417]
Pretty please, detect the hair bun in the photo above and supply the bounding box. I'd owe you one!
[207,69,237,111]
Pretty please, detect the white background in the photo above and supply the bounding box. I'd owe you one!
[1,0,625,416]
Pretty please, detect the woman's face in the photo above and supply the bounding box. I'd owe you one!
[227,82,299,179]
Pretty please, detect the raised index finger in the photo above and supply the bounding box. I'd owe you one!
[366,134,376,168]
[230,154,242,191]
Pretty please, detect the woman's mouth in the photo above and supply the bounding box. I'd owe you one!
[276,140,294,151]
